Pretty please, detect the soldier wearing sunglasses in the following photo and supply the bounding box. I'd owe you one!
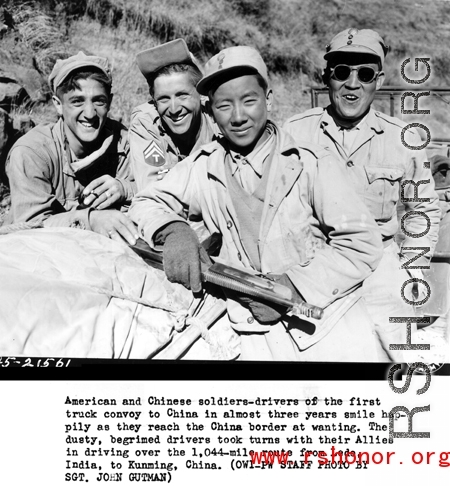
[284,28,441,361]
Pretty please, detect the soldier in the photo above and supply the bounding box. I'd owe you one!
[284,28,441,361]
[129,46,385,361]
[130,38,220,191]
[6,51,138,244]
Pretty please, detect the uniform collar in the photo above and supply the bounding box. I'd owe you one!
[53,118,76,177]
[206,121,302,185]
[321,106,383,134]
[228,123,276,177]
[56,117,115,176]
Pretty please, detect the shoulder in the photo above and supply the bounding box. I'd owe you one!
[10,123,55,149]
[372,110,416,132]
[297,140,332,162]
[8,122,58,163]
[105,117,129,154]
[170,140,225,177]
[129,102,161,139]
[189,139,224,161]
[280,127,332,164]
[130,101,159,121]
[284,107,325,126]
[371,110,423,144]
[105,117,128,136]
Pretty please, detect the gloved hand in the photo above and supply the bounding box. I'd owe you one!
[156,222,211,292]
[233,273,304,324]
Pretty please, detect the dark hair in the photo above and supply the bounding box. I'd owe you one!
[148,63,202,98]
[207,68,268,98]
[56,68,112,98]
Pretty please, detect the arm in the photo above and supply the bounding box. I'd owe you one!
[129,153,200,245]
[79,122,136,210]
[400,128,441,263]
[113,122,136,204]
[7,142,138,243]
[129,107,171,192]
[286,151,384,309]
[6,144,92,228]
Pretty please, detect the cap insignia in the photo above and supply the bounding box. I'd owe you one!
[218,53,225,70]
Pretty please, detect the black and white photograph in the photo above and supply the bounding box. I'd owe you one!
[0,0,449,484]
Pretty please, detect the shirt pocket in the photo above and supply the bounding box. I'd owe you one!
[364,166,403,221]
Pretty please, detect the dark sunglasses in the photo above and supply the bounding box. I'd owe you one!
[330,64,379,84]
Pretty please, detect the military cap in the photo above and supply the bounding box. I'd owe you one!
[197,46,269,96]
[48,51,112,93]
[136,39,198,79]
[324,28,389,65]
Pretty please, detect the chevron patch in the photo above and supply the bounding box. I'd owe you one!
[143,140,165,167]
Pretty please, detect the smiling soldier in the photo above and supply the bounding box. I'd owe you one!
[130,46,386,361]
[129,39,220,191]
[6,51,138,244]
[284,28,441,361]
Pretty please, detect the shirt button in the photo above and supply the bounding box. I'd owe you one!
[237,252,242,260]
[332,289,339,295]
[247,317,254,324]
[347,160,354,167]
[242,159,248,165]
[227,220,233,229]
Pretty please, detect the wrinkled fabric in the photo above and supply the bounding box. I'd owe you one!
[5,118,135,227]
[131,124,383,310]
[284,107,440,256]
[130,123,385,360]
[284,107,441,361]
[129,101,220,191]
[0,228,194,358]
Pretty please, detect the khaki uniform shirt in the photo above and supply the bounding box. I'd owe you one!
[129,101,220,191]
[283,107,441,260]
[130,124,383,341]
[6,117,134,229]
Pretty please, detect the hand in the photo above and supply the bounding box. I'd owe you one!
[82,175,125,209]
[232,273,304,324]
[89,210,139,245]
[159,222,211,293]
[246,299,288,323]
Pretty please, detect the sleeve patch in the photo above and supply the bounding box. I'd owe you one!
[143,141,166,167]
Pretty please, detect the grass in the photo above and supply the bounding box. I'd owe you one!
[3,0,450,128]
[2,0,450,219]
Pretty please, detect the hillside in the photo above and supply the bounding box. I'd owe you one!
[3,0,450,121]
[1,0,450,220]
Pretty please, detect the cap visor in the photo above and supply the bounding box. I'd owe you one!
[197,65,261,95]
[324,45,381,60]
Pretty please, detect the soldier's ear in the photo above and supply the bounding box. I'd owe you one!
[205,98,213,117]
[52,95,63,117]
[266,89,273,113]
[376,71,385,91]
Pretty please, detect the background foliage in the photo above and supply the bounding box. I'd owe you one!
[3,0,450,126]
